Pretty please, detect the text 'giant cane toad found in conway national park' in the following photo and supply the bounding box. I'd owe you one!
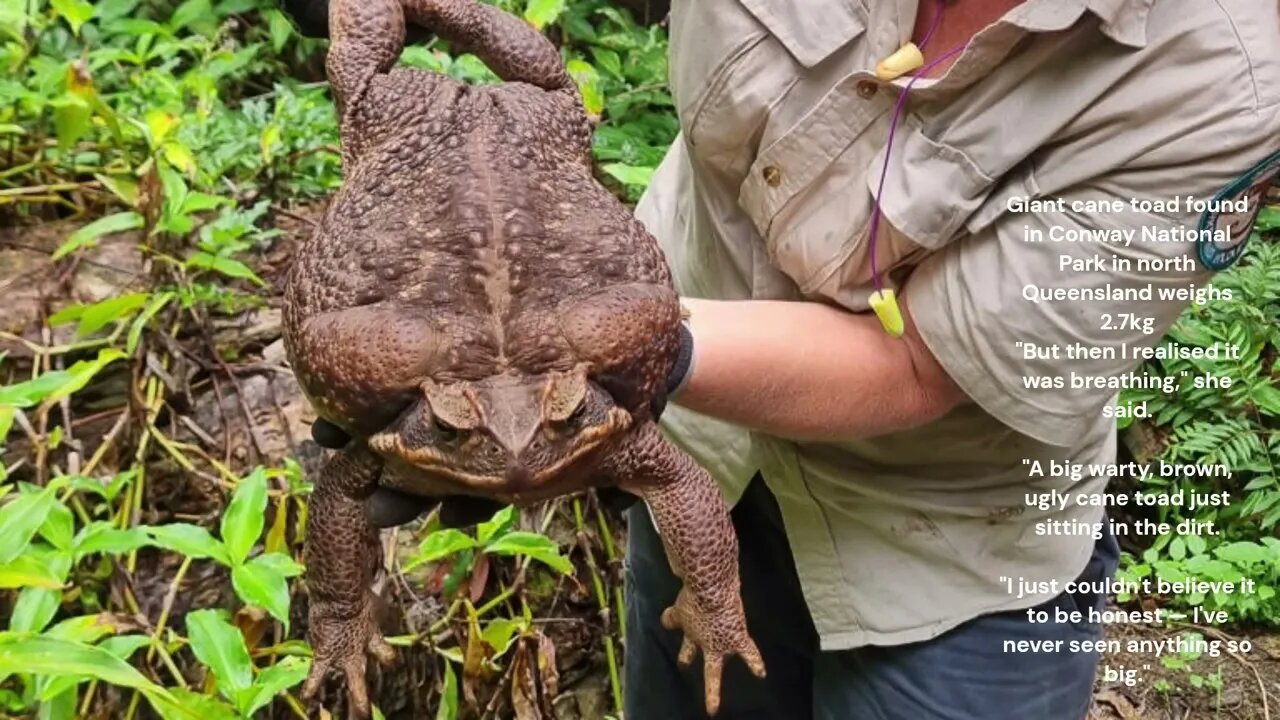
[280,0,765,717]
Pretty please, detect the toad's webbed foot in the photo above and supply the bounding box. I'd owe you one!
[660,584,766,714]
[299,446,395,720]
[606,422,765,715]
[301,597,395,720]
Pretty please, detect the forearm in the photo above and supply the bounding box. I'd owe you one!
[674,296,967,442]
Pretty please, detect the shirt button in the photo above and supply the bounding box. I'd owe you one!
[763,166,782,186]
[856,80,879,99]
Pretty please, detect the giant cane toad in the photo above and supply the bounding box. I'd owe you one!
[282,0,764,716]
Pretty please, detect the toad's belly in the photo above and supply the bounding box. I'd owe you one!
[375,451,611,504]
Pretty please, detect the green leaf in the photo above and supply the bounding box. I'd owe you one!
[39,501,74,552]
[99,635,151,661]
[162,141,197,176]
[405,529,477,570]
[266,9,293,53]
[67,470,135,502]
[0,635,171,700]
[94,0,137,22]
[476,505,515,545]
[73,523,151,559]
[241,656,310,717]
[0,555,65,589]
[231,554,298,629]
[52,96,91,155]
[152,687,239,720]
[221,469,268,565]
[590,47,623,80]
[1185,534,1207,556]
[44,614,115,644]
[523,0,565,29]
[186,252,266,286]
[181,192,227,215]
[185,609,253,696]
[601,163,655,187]
[36,684,75,720]
[566,59,604,116]
[9,588,61,633]
[483,532,572,573]
[480,618,522,660]
[168,0,211,32]
[147,524,231,565]
[155,160,190,233]
[50,0,94,35]
[0,406,13,442]
[127,291,175,354]
[0,349,126,408]
[1250,383,1280,416]
[1255,205,1279,233]
[435,659,458,720]
[93,174,139,208]
[66,293,150,338]
[1214,541,1269,566]
[0,482,63,565]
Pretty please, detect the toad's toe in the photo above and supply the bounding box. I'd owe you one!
[302,599,394,720]
[662,586,767,716]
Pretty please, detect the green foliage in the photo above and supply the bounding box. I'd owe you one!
[0,468,308,717]
[2,0,668,715]
[1118,232,1280,624]
[406,504,573,575]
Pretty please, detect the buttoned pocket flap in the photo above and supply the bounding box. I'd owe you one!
[740,0,865,68]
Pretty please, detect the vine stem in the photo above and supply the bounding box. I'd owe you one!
[574,496,623,714]
[593,500,627,640]
[146,555,193,667]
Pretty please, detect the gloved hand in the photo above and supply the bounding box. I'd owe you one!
[278,0,434,43]
[311,324,692,529]
[280,0,329,38]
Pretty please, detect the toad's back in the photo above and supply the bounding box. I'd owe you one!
[288,68,673,384]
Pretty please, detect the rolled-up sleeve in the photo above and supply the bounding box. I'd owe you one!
[907,195,1214,447]
[902,0,1280,447]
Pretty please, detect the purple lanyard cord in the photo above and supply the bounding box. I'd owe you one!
[867,0,965,293]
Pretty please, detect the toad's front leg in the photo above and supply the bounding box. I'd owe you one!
[602,422,765,715]
[300,445,395,720]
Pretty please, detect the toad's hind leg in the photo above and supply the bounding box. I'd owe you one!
[327,0,573,108]
[601,422,765,716]
[400,0,573,91]
[300,446,395,720]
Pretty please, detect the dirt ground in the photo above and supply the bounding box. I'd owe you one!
[1092,623,1280,720]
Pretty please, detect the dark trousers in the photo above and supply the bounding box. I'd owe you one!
[623,476,1120,720]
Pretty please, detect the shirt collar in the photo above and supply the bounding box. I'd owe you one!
[1008,0,1154,48]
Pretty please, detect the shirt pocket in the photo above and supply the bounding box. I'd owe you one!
[674,1,866,179]
[738,77,912,303]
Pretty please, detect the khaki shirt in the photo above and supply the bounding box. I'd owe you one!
[636,0,1280,648]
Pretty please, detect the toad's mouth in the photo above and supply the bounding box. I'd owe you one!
[366,406,632,494]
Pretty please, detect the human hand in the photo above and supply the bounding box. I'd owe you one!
[277,0,439,44]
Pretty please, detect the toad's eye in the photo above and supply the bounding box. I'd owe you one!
[566,401,587,424]
[433,417,459,441]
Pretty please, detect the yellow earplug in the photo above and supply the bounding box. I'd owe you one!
[869,288,905,338]
[875,42,925,81]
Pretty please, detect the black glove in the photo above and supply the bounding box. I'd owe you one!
[278,0,434,43]
[309,419,507,527]
[280,0,329,38]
